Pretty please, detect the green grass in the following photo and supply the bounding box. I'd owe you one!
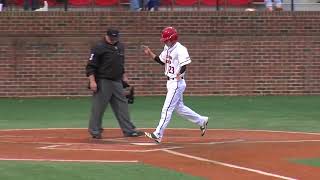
[0,96,320,132]
[292,158,320,167]
[0,161,204,180]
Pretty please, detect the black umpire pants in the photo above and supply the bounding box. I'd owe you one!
[88,79,136,136]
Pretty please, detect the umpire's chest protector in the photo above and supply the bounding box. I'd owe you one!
[98,42,125,80]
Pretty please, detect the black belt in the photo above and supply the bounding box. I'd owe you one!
[104,78,121,81]
[167,77,184,80]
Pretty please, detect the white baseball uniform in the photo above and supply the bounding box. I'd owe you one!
[153,42,208,141]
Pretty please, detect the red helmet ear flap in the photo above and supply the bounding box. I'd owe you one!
[160,27,178,43]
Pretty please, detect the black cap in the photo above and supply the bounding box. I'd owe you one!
[107,28,119,37]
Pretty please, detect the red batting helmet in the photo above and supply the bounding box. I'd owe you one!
[160,27,178,43]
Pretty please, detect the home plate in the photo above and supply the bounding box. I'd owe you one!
[131,143,158,146]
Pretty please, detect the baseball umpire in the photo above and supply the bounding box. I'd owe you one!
[85,28,143,139]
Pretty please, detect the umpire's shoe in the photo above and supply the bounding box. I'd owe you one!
[144,132,161,144]
[124,130,144,137]
[200,117,209,136]
[91,134,102,139]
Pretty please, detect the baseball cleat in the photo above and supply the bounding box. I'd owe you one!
[144,132,161,144]
[91,134,102,139]
[124,130,144,137]
[200,117,208,136]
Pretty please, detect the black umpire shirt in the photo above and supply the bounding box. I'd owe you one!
[86,40,125,81]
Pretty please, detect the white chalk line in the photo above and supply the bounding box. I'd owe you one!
[0,135,141,145]
[0,135,135,143]
[0,158,138,163]
[184,139,320,145]
[189,139,245,145]
[39,144,68,149]
[190,139,320,145]
[40,145,182,153]
[244,139,320,143]
[0,135,84,140]
[131,143,159,146]
[162,149,297,180]
[3,141,182,153]
[39,143,182,153]
[0,140,182,153]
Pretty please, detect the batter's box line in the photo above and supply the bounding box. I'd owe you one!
[0,137,143,145]
[0,158,139,163]
[0,135,131,142]
[0,140,91,146]
[188,139,320,145]
[39,144,182,153]
[242,139,320,144]
[187,139,245,145]
[39,144,70,149]
[0,135,62,138]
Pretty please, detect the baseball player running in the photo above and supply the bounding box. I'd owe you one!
[143,26,209,143]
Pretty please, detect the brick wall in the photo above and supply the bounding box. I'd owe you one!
[0,11,319,97]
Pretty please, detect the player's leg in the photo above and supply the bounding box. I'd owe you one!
[88,79,112,138]
[175,101,207,126]
[153,80,181,140]
[175,98,209,136]
[174,80,208,134]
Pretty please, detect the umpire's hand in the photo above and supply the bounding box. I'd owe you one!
[89,80,97,92]
[88,75,97,92]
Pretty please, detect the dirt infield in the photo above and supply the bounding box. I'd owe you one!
[0,128,320,180]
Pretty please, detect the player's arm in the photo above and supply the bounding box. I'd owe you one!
[177,46,190,80]
[153,56,165,65]
[177,65,186,80]
[142,45,165,65]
